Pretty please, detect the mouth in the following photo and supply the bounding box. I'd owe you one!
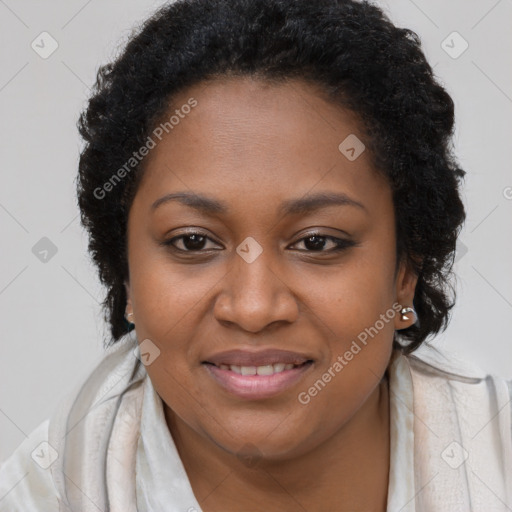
[202,359,314,400]
[203,360,311,375]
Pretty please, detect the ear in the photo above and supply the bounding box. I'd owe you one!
[394,259,419,330]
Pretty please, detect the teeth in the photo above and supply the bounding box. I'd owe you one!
[218,363,302,375]
[256,365,274,376]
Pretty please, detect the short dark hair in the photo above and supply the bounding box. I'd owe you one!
[76,0,466,356]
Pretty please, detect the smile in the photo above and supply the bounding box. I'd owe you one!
[203,360,314,400]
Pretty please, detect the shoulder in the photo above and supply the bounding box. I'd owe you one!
[398,344,512,506]
[0,333,145,511]
[406,345,512,447]
[0,419,60,511]
[404,343,512,411]
[405,342,511,392]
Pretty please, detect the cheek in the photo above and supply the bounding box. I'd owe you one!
[295,274,396,444]
[294,239,397,402]
[300,271,396,403]
[301,240,397,343]
[129,249,223,339]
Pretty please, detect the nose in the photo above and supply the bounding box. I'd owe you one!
[213,247,299,333]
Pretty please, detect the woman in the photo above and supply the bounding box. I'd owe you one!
[1,0,511,510]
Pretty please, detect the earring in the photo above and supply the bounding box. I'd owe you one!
[400,307,415,322]
[125,312,135,326]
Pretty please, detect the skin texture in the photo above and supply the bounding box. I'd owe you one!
[124,76,418,511]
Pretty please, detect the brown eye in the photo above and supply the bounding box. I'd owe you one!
[303,235,330,251]
[162,232,221,252]
[291,234,357,253]
[178,234,207,251]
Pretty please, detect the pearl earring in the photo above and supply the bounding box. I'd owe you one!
[400,307,415,322]
[125,312,135,326]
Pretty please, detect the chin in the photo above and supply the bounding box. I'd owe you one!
[209,416,320,464]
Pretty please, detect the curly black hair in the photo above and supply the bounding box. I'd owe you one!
[76,0,466,356]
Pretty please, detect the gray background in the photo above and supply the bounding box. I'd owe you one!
[1,0,511,463]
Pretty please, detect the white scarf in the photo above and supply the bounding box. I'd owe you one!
[1,332,511,511]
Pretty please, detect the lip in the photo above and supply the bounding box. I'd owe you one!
[204,362,313,400]
[203,348,312,367]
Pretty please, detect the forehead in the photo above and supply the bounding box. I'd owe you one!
[133,76,390,217]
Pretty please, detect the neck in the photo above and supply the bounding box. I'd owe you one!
[165,374,390,512]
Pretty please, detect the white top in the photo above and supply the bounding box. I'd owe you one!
[1,333,511,511]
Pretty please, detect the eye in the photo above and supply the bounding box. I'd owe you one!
[290,233,357,253]
[162,232,222,252]
[161,230,357,254]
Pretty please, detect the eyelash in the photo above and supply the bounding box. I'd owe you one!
[161,231,357,254]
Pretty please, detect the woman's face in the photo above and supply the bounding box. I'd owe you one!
[125,76,417,461]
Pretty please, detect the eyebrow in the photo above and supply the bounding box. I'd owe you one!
[151,191,366,216]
